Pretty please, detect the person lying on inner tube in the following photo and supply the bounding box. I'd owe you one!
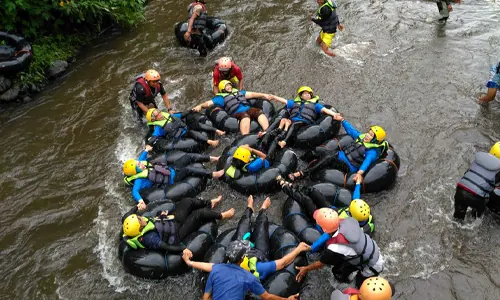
[295,208,385,288]
[213,57,244,95]
[122,196,235,258]
[192,80,283,135]
[182,197,302,300]
[265,85,339,149]
[122,145,225,208]
[129,69,171,122]
[224,145,271,179]
[145,108,221,148]
[290,113,389,183]
[330,276,394,300]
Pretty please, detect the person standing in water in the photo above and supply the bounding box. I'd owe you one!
[436,0,461,23]
[479,61,500,103]
[311,0,344,57]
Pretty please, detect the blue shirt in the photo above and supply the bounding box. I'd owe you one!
[286,99,325,123]
[212,90,249,115]
[205,264,266,300]
[151,113,183,138]
[245,158,271,173]
[340,120,380,173]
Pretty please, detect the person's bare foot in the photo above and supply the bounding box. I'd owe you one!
[208,139,219,147]
[247,195,254,210]
[261,197,271,210]
[278,141,287,148]
[212,169,225,179]
[216,129,226,136]
[257,131,266,138]
[210,156,220,163]
[211,195,223,208]
[221,208,235,219]
[288,171,303,181]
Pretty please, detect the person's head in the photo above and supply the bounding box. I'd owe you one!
[349,199,371,222]
[316,0,326,5]
[123,214,148,237]
[146,108,165,123]
[490,142,500,159]
[218,57,233,77]
[231,146,251,169]
[123,159,147,176]
[218,80,233,93]
[297,86,313,101]
[313,208,339,233]
[359,277,393,300]
[225,240,251,264]
[363,126,386,143]
[145,69,161,87]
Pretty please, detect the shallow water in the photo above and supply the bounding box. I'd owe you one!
[1,0,500,299]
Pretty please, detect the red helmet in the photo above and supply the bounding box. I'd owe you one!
[218,57,232,71]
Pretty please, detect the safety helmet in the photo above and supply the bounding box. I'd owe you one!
[226,240,251,263]
[313,208,339,233]
[218,57,232,71]
[146,108,158,123]
[297,86,313,96]
[370,126,386,142]
[144,69,160,81]
[123,159,138,176]
[218,80,232,92]
[359,277,393,300]
[490,142,500,159]
[123,214,142,237]
[349,199,370,222]
[233,147,251,164]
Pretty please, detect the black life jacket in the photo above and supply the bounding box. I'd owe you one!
[217,89,250,116]
[288,96,320,123]
[339,135,388,168]
[187,2,208,30]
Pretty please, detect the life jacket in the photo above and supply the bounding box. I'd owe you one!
[339,135,389,169]
[187,2,208,30]
[338,208,375,235]
[123,161,173,186]
[315,0,339,33]
[124,218,156,249]
[326,217,380,270]
[148,112,187,140]
[457,152,500,198]
[217,88,250,116]
[240,256,260,280]
[330,288,359,300]
[154,215,178,245]
[135,76,160,106]
[288,96,321,123]
[496,61,500,74]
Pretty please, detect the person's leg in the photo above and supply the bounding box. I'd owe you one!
[469,193,486,219]
[173,166,213,182]
[291,150,338,180]
[186,129,219,147]
[319,31,336,56]
[256,113,269,131]
[232,195,254,240]
[239,116,251,135]
[177,207,234,241]
[174,153,211,168]
[278,122,305,148]
[252,198,271,257]
[174,197,210,224]
[280,183,318,218]
[193,34,207,57]
[453,187,469,220]
[479,88,498,103]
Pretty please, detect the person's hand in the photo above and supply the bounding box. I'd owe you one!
[298,242,311,252]
[192,105,202,112]
[447,4,453,12]
[263,94,273,101]
[183,248,193,259]
[287,294,300,300]
[215,129,225,136]
[137,200,146,211]
[240,144,251,150]
[295,266,308,282]
[333,113,344,121]
[145,145,153,152]
[338,24,344,31]
[182,250,192,264]
[355,174,363,185]
[184,31,191,42]
[352,172,363,183]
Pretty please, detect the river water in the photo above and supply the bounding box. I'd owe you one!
[1,0,500,299]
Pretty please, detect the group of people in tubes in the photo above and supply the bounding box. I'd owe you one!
[118,57,407,300]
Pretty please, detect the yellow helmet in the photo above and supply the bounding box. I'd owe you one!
[297,86,313,96]
[219,80,232,92]
[349,199,370,222]
[123,214,142,237]
[146,108,158,123]
[123,159,138,176]
[233,147,251,164]
[370,126,386,142]
[359,277,393,300]
[490,142,500,159]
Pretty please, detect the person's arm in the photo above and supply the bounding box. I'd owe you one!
[185,259,215,272]
[138,149,149,161]
[202,293,212,300]
[121,205,139,223]
[249,147,267,160]
[238,78,244,90]
[295,260,325,282]
[261,292,299,300]
[267,94,288,105]
[353,182,361,199]
[184,5,202,40]
[212,68,220,95]
[320,107,338,118]
[233,64,244,90]
[244,91,272,100]
[132,180,147,203]
[193,99,215,112]
[341,119,362,139]
[357,149,378,174]
[311,232,330,253]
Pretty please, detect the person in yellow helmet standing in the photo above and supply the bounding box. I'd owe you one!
[454,142,500,220]
[311,0,344,57]
[330,276,394,300]
[129,69,171,122]
[290,113,389,182]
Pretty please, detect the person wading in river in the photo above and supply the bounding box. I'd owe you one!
[212,57,244,95]
[311,0,344,57]
[478,61,500,103]
[330,276,394,300]
[435,0,461,23]
[184,0,211,57]
[129,69,171,123]
[453,142,500,220]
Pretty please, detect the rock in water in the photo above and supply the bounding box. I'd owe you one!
[47,60,69,79]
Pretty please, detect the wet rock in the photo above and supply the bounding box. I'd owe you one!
[0,84,20,102]
[29,83,41,94]
[46,60,68,79]
[22,96,33,103]
[0,76,12,93]
[19,84,29,97]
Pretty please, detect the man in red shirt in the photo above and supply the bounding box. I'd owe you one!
[212,57,243,95]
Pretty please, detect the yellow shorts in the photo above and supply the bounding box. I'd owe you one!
[320,31,335,48]
[230,76,239,85]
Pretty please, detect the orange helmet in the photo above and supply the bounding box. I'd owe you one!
[145,69,160,81]
[359,277,393,300]
[218,57,232,71]
[313,208,339,233]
